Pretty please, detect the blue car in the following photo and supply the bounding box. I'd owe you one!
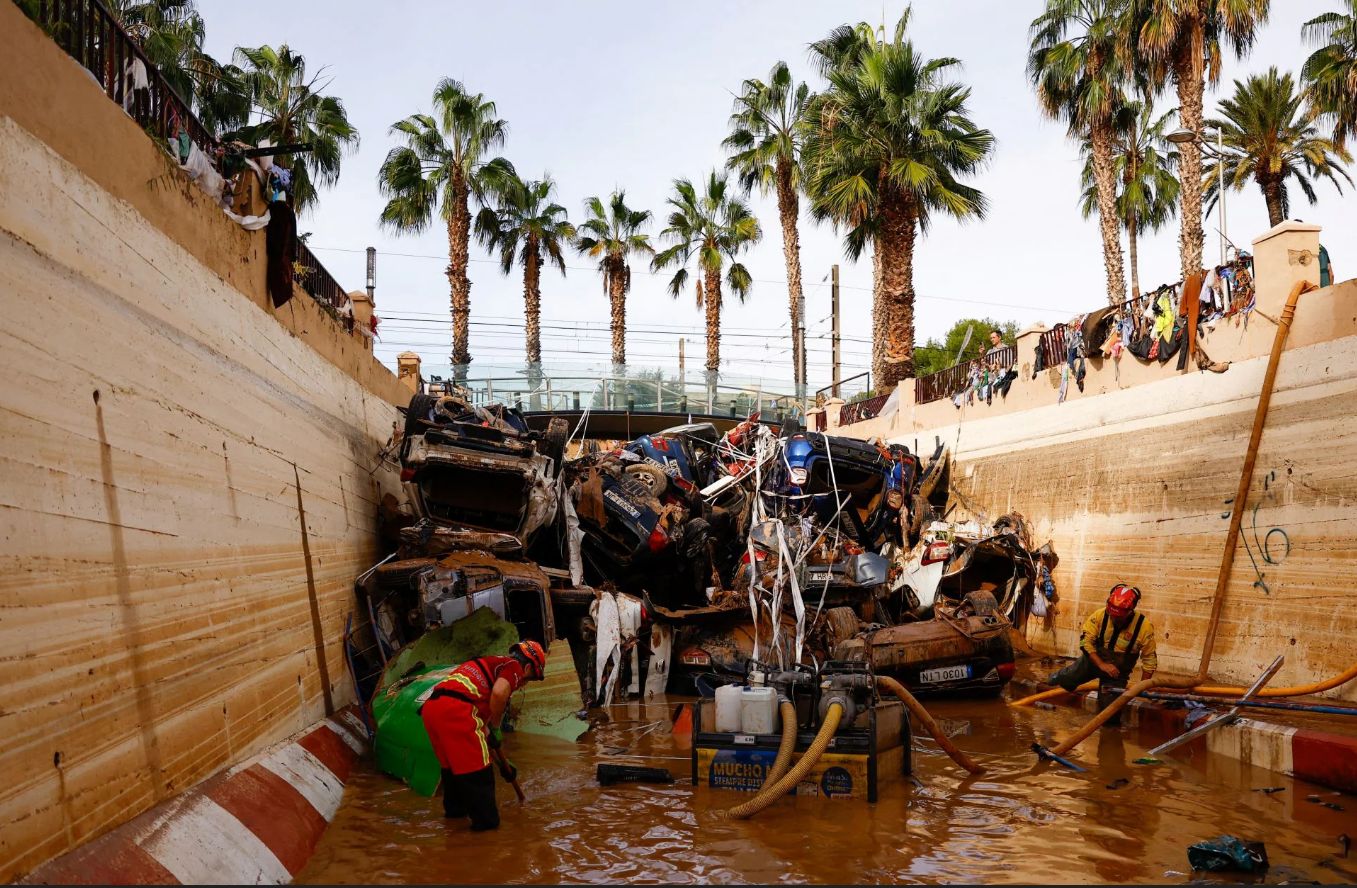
[778,432,911,552]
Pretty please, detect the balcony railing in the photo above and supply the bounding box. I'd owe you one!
[295,241,353,327]
[23,0,220,159]
[838,392,891,426]
[22,0,357,326]
[916,344,1016,406]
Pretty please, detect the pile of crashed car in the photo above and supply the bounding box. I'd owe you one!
[350,392,1058,709]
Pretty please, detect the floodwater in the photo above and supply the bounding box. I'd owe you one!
[297,695,1357,885]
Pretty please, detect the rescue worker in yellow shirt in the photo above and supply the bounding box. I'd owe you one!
[1048,584,1158,724]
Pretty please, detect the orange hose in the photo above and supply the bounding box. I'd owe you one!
[1012,661,1357,709]
[877,676,985,775]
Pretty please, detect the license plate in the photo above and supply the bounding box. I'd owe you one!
[807,570,833,583]
[919,664,971,684]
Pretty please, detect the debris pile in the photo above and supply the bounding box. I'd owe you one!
[349,395,1060,713]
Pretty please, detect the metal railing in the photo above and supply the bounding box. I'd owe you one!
[423,369,801,418]
[22,0,358,326]
[295,241,352,325]
[915,344,1017,406]
[838,392,892,426]
[23,0,220,158]
[815,370,871,403]
[1036,325,1068,372]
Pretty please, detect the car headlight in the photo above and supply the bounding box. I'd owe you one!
[789,467,808,486]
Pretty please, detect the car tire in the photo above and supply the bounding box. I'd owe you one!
[403,394,437,443]
[624,463,669,497]
[964,590,1000,616]
[541,417,569,476]
[824,606,861,647]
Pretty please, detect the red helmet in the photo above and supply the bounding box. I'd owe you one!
[1107,584,1141,619]
[511,640,547,679]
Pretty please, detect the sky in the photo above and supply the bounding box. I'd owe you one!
[199,1,1353,394]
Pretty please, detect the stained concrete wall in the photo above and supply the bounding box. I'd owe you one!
[831,224,1357,701]
[0,6,404,880]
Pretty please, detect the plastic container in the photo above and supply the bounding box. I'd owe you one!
[740,686,780,735]
[714,684,744,733]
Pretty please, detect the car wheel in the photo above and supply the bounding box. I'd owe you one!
[824,606,861,647]
[540,417,570,476]
[402,394,438,443]
[624,463,669,497]
[964,590,999,616]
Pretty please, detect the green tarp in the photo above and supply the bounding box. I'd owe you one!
[371,608,519,797]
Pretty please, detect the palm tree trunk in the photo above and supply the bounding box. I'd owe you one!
[1260,177,1285,228]
[704,268,722,374]
[774,159,805,390]
[1128,216,1141,299]
[523,242,542,365]
[871,243,885,389]
[876,189,916,388]
[448,176,473,369]
[1089,119,1128,306]
[608,259,626,366]
[1174,22,1207,281]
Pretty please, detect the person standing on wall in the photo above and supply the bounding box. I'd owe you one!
[1047,585,1158,725]
[419,641,547,830]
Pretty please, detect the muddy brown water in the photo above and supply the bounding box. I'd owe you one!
[297,696,1357,884]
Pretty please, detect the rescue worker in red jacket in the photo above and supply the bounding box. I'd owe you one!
[419,640,547,830]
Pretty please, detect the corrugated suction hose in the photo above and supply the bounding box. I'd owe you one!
[719,703,843,820]
[876,675,985,775]
[764,700,799,786]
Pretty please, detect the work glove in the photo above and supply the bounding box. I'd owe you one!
[497,759,518,784]
[487,727,503,750]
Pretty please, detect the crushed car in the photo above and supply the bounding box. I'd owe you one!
[400,393,568,545]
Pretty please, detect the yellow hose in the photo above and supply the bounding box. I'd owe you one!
[763,700,799,787]
[1011,662,1357,709]
[721,704,843,820]
[876,676,985,775]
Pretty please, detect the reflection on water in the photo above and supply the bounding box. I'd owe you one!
[297,696,1357,885]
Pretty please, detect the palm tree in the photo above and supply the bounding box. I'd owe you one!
[723,61,812,390]
[1302,1,1357,148]
[1202,68,1352,227]
[377,79,508,369]
[804,10,994,386]
[1080,101,1180,296]
[1131,0,1271,280]
[575,192,653,367]
[652,172,761,377]
[475,172,575,366]
[1030,0,1134,306]
[231,44,359,211]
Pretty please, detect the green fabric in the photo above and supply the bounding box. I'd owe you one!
[371,607,520,797]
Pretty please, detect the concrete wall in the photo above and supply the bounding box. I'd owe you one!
[831,223,1357,701]
[0,7,404,880]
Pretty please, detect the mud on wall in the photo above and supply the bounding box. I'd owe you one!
[0,37,404,886]
[898,303,1357,702]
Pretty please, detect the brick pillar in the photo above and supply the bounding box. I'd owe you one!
[396,351,422,395]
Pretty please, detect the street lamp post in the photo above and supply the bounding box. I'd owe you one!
[1168,126,1229,266]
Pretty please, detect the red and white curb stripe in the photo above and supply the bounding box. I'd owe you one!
[1036,685,1357,794]
[25,708,369,885]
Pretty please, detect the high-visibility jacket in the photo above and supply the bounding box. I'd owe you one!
[420,656,527,775]
[1079,607,1158,673]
